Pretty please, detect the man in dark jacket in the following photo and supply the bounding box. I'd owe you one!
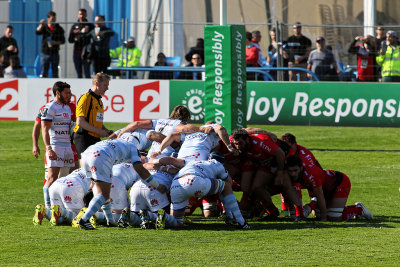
[36,11,65,78]
[87,15,114,74]
[68,9,94,78]
[0,25,19,69]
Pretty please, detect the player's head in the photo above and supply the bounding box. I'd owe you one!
[286,155,303,182]
[52,81,71,104]
[232,128,250,153]
[169,105,191,122]
[281,133,297,146]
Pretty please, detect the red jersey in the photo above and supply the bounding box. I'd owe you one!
[36,102,76,122]
[300,169,344,197]
[229,133,279,161]
[355,44,375,81]
[246,43,260,67]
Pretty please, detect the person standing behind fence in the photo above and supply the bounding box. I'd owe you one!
[178,53,203,80]
[376,30,400,82]
[348,35,378,82]
[0,25,19,69]
[246,31,260,81]
[68,9,94,78]
[36,11,65,78]
[149,52,174,80]
[87,15,114,74]
[185,38,204,64]
[286,22,311,81]
[307,36,339,81]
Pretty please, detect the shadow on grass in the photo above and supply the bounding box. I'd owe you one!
[309,148,400,153]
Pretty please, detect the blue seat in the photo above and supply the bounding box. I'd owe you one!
[166,56,181,79]
[24,54,57,78]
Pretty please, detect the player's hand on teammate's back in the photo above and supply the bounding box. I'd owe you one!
[108,132,117,139]
[157,184,167,193]
[98,129,111,138]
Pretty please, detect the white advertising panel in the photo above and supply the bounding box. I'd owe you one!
[0,79,170,122]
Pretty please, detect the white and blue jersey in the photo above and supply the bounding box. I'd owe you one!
[41,101,72,147]
[175,159,228,180]
[149,169,174,189]
[81,139,141,183]
[115,128,151,151]
[112,163,140,189]
[177,124,220,162]
[147,118,182,159]
[56,168,91,193]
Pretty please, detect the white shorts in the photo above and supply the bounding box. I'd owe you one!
[93,177,128,210]
[170,175,212,211]
[46,146,75,168]
[130,180,169,212]
[49,179,85,211]
[81,149,113,183]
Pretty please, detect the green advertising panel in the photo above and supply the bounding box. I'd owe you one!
[170,81,400,127]
[204,25,247,133]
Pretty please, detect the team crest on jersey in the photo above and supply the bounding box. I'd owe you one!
[150,199,159,206]
[91,166,97,172]
[93,150,100,157]
[66,181,74,187]
[64,196,72,203]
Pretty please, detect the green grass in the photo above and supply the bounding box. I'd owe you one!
[1,121,400,266]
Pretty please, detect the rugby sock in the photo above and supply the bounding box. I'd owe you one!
[164,213,178,227]
[62,209,76,224]
[294,205,304,217]
[101,201,115,225]
[222,193,245,225]
[43,187,50,209]
[281,194,289,211]
[175,216,184,226]
[113,213,121,222]
[342,205,363,221]
[44,207,51,220]
[147,212,157,221]
[81,194,106,222]
[95,212,106,224]
[219,195,233,220]
[129,212,141,227]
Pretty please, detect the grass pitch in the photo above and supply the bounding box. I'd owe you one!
[1,121,399,266]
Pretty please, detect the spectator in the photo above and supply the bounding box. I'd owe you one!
[185,38,204,63]
[3,55,27,78]
[267,27,289,81]
[348,35,378,82]
[109,36,142,78]
[36,11,65,78]
[375,26,385,52]
[0,51,6,77]
[376,30,400,82]
[149,52,174,80]
[307,36,339,81]
[286,22,312,81]
[87,15,114,74]
[178,53,203,80]
[246,31,260,80]
[68,9,94,78]
[0,25,19,68]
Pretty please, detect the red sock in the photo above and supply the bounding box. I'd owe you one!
[308,200,317,210]
[341,205,362,221]
[294,205,304,217]
[281,194,289,211]
[265,203,279,216]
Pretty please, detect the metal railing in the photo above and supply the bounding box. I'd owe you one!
[107,66,320,81]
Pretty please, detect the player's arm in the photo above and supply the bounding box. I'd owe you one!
[151,132,181,158]
[273,147,286,186]
[214,125,239,156]
[41,120,57,160]
[32,120,41,158]
[312,186,327,221]
[245,127,277,142]
[133,161,167,193]
[175,123,200,133]
[76,116,109,138]
[117,120,153,138]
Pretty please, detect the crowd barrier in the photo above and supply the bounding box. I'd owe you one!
[1,78,399,127]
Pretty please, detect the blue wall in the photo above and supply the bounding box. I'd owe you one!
[9,0,52,73]
[94,0,131,49]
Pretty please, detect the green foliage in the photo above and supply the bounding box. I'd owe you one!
[1,122,400,265]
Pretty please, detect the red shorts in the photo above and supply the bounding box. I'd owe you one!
[331,173,351,198]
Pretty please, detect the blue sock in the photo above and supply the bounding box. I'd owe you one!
[165,213,178,227]
[129,212,141,227]
[101,202,115,225]
[223,193,245,225]
[113,213,121,222]
[43,187,50,209]
[62,209,76,224]
[81,194,106,222]
[148,212,157,222]
[45,207,51,220]
[95,211,106,224]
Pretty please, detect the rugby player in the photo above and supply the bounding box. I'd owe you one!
[286,155,373,221]
[41,81,75,210]
[73,138,166,230]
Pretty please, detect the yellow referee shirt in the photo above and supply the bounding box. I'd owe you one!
[74,89,104,138]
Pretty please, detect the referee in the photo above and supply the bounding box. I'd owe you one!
[73,72,113,160]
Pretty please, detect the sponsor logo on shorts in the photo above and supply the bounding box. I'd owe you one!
[150,199,159,206]
[64,196,72,203]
